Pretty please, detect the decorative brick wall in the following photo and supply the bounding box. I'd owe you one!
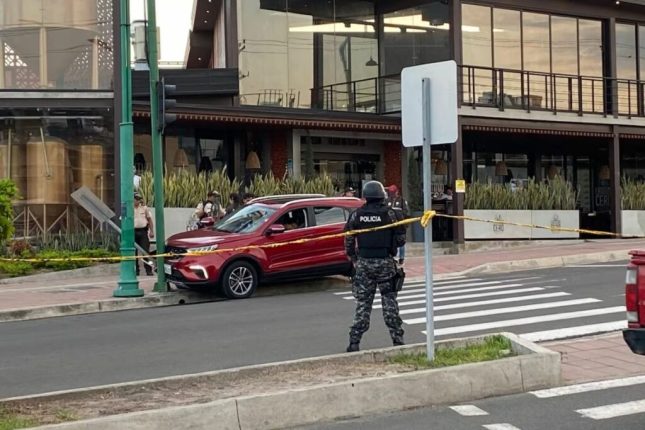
[270,131,288,179]
[383,141,402,189]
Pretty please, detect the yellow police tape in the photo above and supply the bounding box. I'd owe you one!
[0,211,638,263]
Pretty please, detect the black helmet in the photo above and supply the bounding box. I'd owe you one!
[362,181,386,201]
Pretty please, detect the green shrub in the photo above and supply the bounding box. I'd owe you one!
[141,169,336,208]
[35,231,120,253]
[465,177,577,210]
[0,261,34,277]
[622,177,645,210]
[0,179,18,243]
[35,249,117,271]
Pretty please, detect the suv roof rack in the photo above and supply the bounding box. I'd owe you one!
[248,194,326,205]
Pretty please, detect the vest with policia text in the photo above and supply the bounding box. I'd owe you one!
[353,203,397,258]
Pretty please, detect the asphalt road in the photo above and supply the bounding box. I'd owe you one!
[0,263,627,398]
[299,376,645,430]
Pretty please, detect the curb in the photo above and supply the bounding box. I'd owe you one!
[0,277,350,323]
[0,291,214,323]
[14,333,559,430]
[460,248,630,276]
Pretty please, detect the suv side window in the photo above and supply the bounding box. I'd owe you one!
[276,208,308,231]
[314,206,347,226]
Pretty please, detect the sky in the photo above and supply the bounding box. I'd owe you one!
[130,0,193,64]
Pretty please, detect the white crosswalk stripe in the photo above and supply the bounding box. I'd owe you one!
[450,405,489,416]
[531,375,645,398]
[423,307,625,336]
[577,399,645,420]
[405,299,601,325]
[336,275,625,341]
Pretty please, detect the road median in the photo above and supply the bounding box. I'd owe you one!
[1,333,559,430]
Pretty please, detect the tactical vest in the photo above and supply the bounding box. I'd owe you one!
[354,205,394,258]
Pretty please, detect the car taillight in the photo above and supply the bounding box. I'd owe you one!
[626,266,639,323]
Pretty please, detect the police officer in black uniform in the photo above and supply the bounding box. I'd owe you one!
[344,180,406,352]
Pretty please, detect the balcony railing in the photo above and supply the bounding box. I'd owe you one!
[311,75,402,114]
[311,64,645,119]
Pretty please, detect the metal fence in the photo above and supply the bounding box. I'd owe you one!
[311,64,645,119]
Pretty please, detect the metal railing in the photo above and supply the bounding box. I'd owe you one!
[312,64,645,119]
[311,74,402,114]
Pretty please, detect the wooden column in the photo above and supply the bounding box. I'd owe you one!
[607,18,618,117]
[610,129,621,234]
[452,120,464,244]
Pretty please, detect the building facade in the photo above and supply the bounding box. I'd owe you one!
[6,0,645,242]
[0,0,116,238]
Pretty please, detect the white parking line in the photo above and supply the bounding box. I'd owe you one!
[531,375,645,398]
[450,405,489,416]
[577,399,645,420]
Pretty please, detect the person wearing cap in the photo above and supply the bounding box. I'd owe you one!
[387,185,409,265]
[133,193,154,276]
[342,187,356,197]
[194,191,226,222]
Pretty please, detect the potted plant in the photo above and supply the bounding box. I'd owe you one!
[407,152,425,242]
[463,177,579,240]
[621,177,645,236]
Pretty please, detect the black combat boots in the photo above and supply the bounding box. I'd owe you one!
[346,343,360,353]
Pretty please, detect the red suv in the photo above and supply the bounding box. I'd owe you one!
[625,250,645,355]
[164,195,362,299]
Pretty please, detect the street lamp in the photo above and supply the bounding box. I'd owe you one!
[114,0,144,297]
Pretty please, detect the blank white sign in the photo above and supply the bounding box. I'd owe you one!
[401,60,458,147]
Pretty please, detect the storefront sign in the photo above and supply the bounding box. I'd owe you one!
[455,179,466,193]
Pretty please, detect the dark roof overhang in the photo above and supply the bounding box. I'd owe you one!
[134,103,401,133]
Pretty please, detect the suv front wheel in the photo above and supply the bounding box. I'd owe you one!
[221,261,258,299]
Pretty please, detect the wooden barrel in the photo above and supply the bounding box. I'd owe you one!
[26,137,69,204]
[74,144,105,199]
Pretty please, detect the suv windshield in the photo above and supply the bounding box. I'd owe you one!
[214,204,276,233]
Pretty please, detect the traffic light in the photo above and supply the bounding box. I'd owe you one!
[157,77,176,134]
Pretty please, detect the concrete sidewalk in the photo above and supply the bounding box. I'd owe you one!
[0,238,642,322]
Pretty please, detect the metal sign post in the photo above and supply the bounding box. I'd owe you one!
[421,78,435,360]
[401,61,458,362]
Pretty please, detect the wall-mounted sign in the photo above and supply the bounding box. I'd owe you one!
[455,179,466,194]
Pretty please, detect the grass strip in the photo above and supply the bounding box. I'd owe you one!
[0,407,37,430]
[389,335,515,369]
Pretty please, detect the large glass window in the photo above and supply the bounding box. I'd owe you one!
[462,4,493,105]
[522,12,551,109]
[381,1,451,75]
[0,107,115,236]
[616,23,637,114]
[239,0,377,109]
[462,3,604,113]
[579,19,603,112]
[551,16,578,111]
[0,0,114,90]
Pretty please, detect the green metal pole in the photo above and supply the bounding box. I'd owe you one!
[146,0,167,292]
[114,0,144,297]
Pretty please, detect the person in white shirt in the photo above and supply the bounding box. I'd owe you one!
[133,193,154,276]
[133,166,142,191]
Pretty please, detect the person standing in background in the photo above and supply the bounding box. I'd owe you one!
[387,185,409,266]
[133,166,142,191]
[133,193,154,276]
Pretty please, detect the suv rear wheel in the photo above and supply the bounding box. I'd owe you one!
[221,261,258,299]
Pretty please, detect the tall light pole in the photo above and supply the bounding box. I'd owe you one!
[114,0,144,297]
[145,0,168,292]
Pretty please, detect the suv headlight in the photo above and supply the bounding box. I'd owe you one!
[188,245,219,254]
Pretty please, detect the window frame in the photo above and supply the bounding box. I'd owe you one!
[312,206,348,227]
